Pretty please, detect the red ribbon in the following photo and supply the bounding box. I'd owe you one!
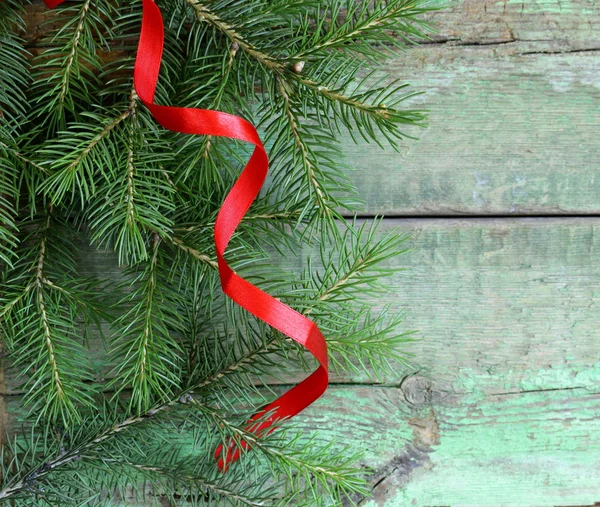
[42,0,329,470]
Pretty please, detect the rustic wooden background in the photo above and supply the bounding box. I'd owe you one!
[6,0,600,505]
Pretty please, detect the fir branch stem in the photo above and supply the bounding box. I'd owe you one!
[0,141,48,175]
[58,0,92,108]
[187,0,396,122]
[34,212,65,403]
[124,87,139,225]
[125,119,137,227]
[276,79,329,210]
[297,74,396,120]
[66,110,130,173]
[97,458,266,506]
[196,338,280,390]
[169,236,218,269]
[138,235,161,383]
[14,150,48,175]
[186,0,280,72]
[0,283,33,320]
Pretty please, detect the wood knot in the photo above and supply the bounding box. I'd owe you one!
[399,374,437,408]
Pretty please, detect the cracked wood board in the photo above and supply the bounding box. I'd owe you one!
[343,0,600,215]
[344,46,600,216]
[302,386,600,506]
[20,0,600,215]
[23,0,600,49]
[4,217,600,395]
[276,217,600,504]
[339,0,600,216]
[423,0,600,50]
[3,218,600,505]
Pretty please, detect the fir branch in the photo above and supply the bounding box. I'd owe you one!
[196,402,369,502]
[34,214,67,414]
[311,219,408,304]
[186,0,281,73]
[290,0,433,61]
[276,78,331,216]
[108,234,184,414]
[0,129,20,265]
[0,212,101,427]
[29,0,116,134]
[0,36,29,122]
[96,458,267,506]
[186,0,425,145]
[57,0,93,110]
[324,305,416,378]
[1,0,436,502]
[39,109,131,205]
[86,91,177,264]
[0,396,358,505]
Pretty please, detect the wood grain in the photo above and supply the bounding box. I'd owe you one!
[424,0,600,50]
[344,45,600,215]
[342,0,600,215]
[302,385,600,506]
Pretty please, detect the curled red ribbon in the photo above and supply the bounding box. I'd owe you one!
[43,0,329,470]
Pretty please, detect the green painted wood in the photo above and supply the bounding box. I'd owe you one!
[344,46,600,215]
[336,0,600,215]
[293,218,600,504]
[3,217,600,506]
[299,386,600,506]
[424,0,600,50]
[291,218,600,392]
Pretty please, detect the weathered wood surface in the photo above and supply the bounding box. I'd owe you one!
[348,45,600,215]
[4,1,600,506]
[4,218,600,505]
[21,0,600,215]
[298,218,600,506]
[345,0,600,215]
[304,385,600,506]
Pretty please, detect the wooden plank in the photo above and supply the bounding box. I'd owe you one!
[19,1,600,215]
[344,46,600,215]
[2,217,600,504]
[423,0,600,50]
[292,218,600,393]
[3,217,600,395]
[4,384,599,506]
[23,0,600,49]
[343,0,600,215]
[299,385,600,506]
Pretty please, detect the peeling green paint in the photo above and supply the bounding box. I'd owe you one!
[506,0,573,14]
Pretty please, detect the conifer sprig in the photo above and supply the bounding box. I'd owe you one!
[108,234,184,414]
[0,130,20,266]
[29,0,116,134]
[0,212,107,427]
[0,0,436,503]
